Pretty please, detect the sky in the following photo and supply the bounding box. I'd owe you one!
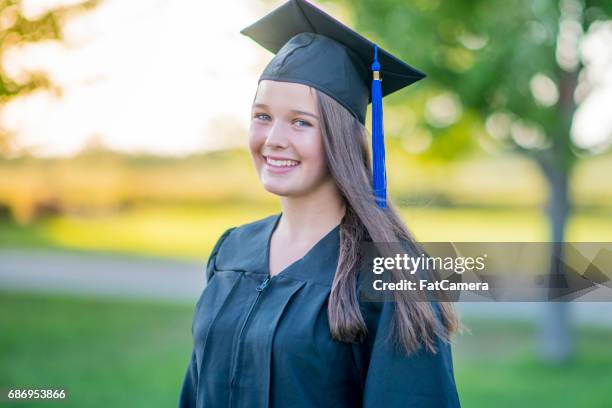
[1,0,611,157]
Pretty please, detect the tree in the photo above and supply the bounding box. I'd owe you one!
[0,0,100,156]
[330,0,612,362]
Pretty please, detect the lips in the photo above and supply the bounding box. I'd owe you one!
[263,155,301,173]
[265,156,300,167]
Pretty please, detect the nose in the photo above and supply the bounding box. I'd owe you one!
[264,120,289,149]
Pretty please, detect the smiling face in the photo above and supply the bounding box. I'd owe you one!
[249,80,331,198]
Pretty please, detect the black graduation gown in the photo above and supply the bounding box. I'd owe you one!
[179,214,461,408]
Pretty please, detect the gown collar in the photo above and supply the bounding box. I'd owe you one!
[216,213,341,286]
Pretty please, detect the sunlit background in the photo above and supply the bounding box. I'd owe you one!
[1,0,612,406]
[1,0,265,156]
[1,0,612,156]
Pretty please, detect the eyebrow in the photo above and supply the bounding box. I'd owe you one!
[252,103,319,120]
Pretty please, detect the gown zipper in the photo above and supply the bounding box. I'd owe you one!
[228,275,271,407]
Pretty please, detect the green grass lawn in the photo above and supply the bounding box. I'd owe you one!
[1,203,611,261]
[0,292,194,407]
[454,319,612,407]
[0,291,610,407]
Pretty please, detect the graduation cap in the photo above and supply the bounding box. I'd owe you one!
[241,0,426,209]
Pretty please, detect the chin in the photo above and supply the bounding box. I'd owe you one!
[262,182,297,197]
[258,167,326,198]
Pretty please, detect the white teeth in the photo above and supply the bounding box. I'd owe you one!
[266,157,300,167]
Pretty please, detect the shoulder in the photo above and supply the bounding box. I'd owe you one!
[220,213,278,245]
[213,213,278,254]
[206,213,279,280]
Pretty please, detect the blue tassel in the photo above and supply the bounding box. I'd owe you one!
[371,44,387,209]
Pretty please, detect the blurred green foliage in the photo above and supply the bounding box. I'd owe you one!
[1,148,611,224]
[329,0,612,161]
[1,147,611,259]
[1,202,612,261]
[0,0,100,155]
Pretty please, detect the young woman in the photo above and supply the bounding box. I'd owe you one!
[180,1,461,407]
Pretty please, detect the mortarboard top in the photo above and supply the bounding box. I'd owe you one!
[240,0,427,209]
[240,0,426,124]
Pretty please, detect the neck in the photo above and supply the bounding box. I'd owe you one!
[277,180,345,240]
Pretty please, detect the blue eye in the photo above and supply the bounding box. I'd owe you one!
[254,113,271,121]
[294,119,312,127]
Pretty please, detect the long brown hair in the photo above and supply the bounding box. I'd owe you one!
[316,89,459,354]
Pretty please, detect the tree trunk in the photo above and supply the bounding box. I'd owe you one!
[538,162,574,363]
[534,24,580,360]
